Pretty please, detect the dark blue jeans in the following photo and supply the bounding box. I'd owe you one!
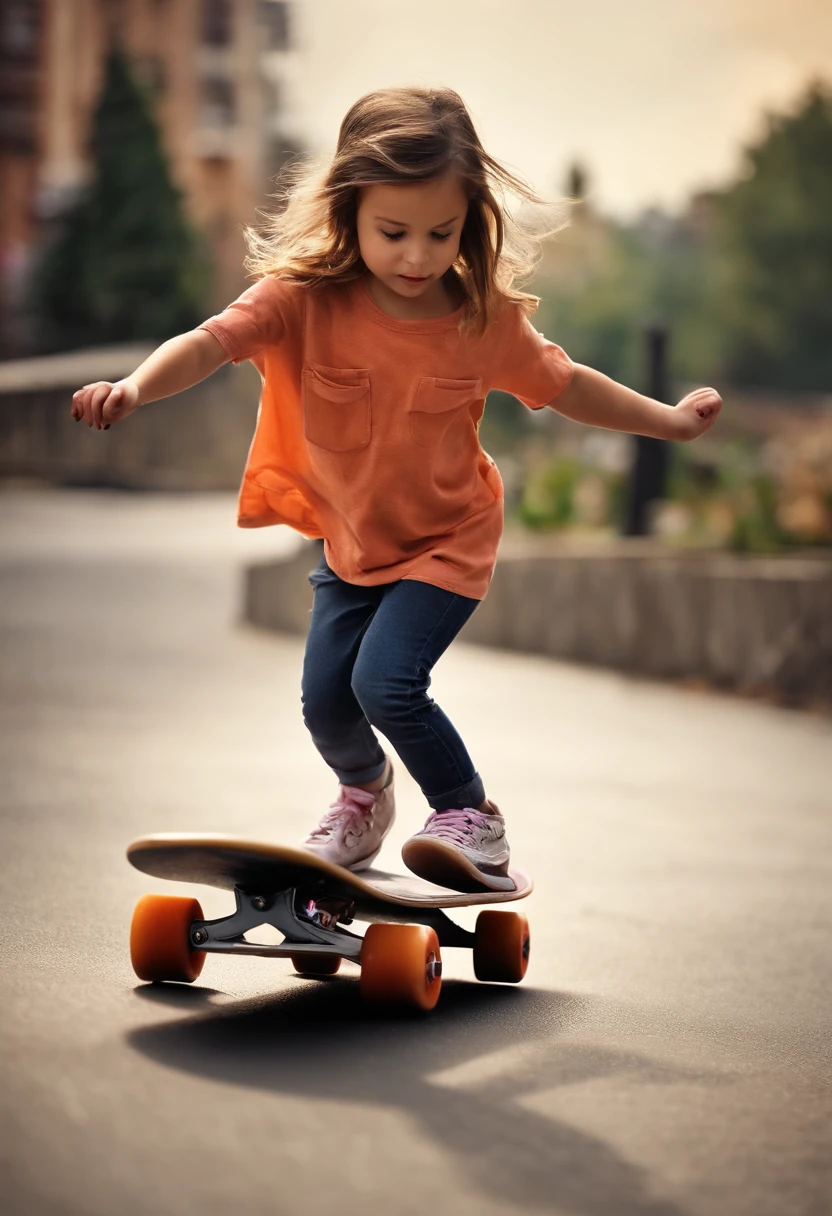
[301,550,485,811]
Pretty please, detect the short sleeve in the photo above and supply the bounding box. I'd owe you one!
[491,306,574,409]
[198,275,291,365]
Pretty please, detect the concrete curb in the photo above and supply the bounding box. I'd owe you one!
[243,540,832,705]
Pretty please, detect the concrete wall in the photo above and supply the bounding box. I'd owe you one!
[0,345,260,490]
[244,540,832,706]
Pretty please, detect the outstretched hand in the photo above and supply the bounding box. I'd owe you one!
[673,387,722,441]
[71,379,140,430]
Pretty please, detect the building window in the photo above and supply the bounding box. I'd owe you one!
[202,0,232,47]
[259,1,290,51]
[0,1,38,152]
[0,97,36,152]
[261,75,282,115]
[200,77,235,127]
[1,0,39,59]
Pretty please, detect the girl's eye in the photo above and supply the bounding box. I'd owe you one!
[380,230,452,242]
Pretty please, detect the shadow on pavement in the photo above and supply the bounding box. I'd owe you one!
[128,978,708,1216]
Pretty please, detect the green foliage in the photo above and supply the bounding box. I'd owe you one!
[637,240,726,385]
[666,442,786,553]
[518,455,580,530]
[516,454,625,533]
[535,225,725,395]
[713,81,832,391]
[728,475,783,553]
[715,443,784,553]
[35,49,208,352]
[479,390,535,452]
[533,79,832,396]
[534,228,648,387]
[666,443,719,506]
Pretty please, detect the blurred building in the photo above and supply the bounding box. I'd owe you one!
[0,0,303,358]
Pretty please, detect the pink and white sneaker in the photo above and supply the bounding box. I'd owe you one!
[401,805,515,892]
[301,760,395,871]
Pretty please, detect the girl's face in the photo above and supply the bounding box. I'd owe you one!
[356,174,468,304]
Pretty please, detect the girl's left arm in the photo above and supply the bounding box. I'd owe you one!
[554,364,722,442]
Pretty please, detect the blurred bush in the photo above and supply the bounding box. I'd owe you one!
[510,415,832,553]
[517,454,626,534]
[662,441,783,553]
[655,417,832,552]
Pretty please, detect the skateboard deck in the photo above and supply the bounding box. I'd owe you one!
[127,833,532,909]
[126,833,533,1010]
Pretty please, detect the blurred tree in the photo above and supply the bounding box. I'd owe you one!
[536,82,832,396]
[534,225,650,385]
[480,389,535,451]
[636,231,724,385]
[35,48,208,351]
[534,195,726,393]
[714,79,832,391]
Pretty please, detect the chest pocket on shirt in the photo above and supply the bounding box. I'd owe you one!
[302,364,371,452]
[410,377,482,448]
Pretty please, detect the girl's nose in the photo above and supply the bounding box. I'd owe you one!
[404,243,430,270]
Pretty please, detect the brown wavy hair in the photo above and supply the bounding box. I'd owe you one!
[244,87,569,334]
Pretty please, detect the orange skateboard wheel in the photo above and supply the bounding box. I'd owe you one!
[473,910,530,983]
[360,923,442,1010]
[130,893,206,983]
[291,953,342,977]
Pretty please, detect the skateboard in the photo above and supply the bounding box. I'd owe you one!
[127,833,533,1011]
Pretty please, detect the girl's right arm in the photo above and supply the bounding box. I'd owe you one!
[71,328,229,430]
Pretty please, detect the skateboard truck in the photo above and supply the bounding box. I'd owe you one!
[188,887,364,962]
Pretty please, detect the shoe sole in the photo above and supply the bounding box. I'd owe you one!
[401,838,516,893]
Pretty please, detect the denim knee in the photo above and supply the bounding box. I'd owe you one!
[351,667,417,732]
[301,682,356,740]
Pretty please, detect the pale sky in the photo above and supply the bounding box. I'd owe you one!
[286,0,832,219]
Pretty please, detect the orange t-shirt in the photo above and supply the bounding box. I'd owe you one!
[199,276,574,599]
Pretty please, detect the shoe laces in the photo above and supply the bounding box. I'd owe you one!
[307,785,376,842]
[421,808,498,846]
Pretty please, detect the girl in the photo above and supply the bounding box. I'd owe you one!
[71,87,721,893]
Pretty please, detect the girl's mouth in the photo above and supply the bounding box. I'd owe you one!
[399,275,429,283]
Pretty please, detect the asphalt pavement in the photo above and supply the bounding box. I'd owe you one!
[1,488,830,1216]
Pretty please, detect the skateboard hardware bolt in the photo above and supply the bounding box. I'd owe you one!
[191,928,208,945]
[426,953,442,983]
[252,896,268,911]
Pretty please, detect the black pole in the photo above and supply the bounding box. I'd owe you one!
[623,324,671,536]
